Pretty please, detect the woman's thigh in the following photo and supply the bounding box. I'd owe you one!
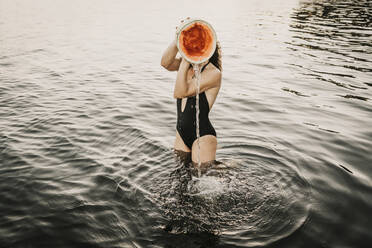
[191,135,217,163]
[174,131,191,152]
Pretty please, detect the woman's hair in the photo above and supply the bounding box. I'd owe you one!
[187,41,222,71]
[209,41,222,71]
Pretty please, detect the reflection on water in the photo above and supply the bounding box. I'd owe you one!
[288,0,372,101]
[0,0,372,247]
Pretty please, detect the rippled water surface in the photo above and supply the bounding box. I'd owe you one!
[1,0,371,247]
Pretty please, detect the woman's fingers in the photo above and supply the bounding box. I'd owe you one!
[181,17,190,23]
[175,17,191,37]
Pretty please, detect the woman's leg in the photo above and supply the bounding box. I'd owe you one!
[174,131,191,152]
[173,148,192,165]
[191,135,217,164]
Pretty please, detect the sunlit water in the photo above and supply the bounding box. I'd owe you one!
[0,0,371,247]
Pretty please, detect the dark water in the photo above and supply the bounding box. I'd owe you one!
[1,0,372,247]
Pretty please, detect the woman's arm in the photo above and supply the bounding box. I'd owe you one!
[161,18,191,71]
[173,58,221,99]
[160,40,181,71]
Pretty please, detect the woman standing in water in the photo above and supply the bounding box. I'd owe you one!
[160,18,222,167]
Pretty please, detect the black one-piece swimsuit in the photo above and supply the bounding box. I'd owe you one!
[176,62,217,150]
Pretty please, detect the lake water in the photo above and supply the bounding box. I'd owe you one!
[0,0,371,247]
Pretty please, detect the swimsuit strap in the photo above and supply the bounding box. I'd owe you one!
[201,61,210,72]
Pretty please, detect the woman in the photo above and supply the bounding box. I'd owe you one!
[160,19,222,167]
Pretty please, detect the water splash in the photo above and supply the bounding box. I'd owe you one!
[156,155,311,246]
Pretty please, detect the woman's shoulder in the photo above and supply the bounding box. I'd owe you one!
[206,63,222,88]
[205,62,221,76]
[204,64,221,96]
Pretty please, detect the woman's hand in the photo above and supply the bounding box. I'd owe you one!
[175,17,191,42]
[179,57,190,69]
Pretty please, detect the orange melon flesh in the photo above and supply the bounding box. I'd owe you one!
[179,22,214,63]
